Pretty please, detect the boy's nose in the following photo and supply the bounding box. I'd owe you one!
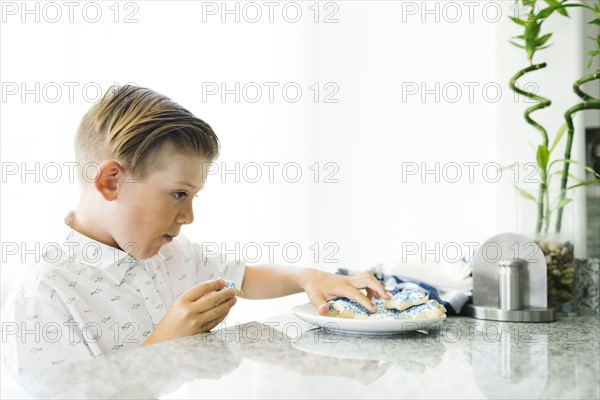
[176,205,194,225]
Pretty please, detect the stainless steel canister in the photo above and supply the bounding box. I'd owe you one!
[498,259,524,310]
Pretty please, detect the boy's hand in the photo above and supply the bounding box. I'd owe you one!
[142,279,237,347]
[301,270,390,315]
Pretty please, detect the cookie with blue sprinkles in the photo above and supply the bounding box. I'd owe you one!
[368,307,409,320]
[332,298,372,319]
[397,300,446,320]
[326,296,446,320]
[222,279,244,296]
[326,300,339,317]
[384,289,428,311]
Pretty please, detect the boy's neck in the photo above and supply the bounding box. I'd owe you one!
[69,209,121,251]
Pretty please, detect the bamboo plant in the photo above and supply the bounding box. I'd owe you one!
[555,0,600,232]
[509,0,600,236]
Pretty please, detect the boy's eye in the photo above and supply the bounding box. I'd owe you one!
[172,191,188,200]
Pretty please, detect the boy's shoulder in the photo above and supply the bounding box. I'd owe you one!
[6,244,82,302]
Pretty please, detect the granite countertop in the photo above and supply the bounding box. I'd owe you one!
[7,314,599,399]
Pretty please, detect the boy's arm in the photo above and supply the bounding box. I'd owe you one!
[240,266,390,315]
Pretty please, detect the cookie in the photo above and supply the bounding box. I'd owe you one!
[326,300,339,317]
[223,279,244,296]
[332,298,372,319]
[398,300,446,320]
[328,297,446,321]
[368,308,408,320]
[384,289,428,311]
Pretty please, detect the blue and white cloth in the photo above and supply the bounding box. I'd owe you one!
[337,261,472,315]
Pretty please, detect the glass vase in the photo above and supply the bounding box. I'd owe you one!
[536,235,576,313]
[516,188,577,315]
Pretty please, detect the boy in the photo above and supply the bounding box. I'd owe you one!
[2,85,388,376]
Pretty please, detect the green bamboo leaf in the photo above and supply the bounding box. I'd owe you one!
[548,159,600,178]
[510,41,527,49]
[568,174,585,183]
[550,171,585,183]
[510,16,527,26]
[557,7,569,17]
[537,6,558,19]
[549,122,567,154]
[572,163,600,177]
[523,0,536,8]
[514,184,537,202]
[537,4,581,19]
[545,0,569,17]
[536,145,550,171]
[536,33,553,46]
[567,178,600,190]
[588,18,600,25]
[554,198,572,211]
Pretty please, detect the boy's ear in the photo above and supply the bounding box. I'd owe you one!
[94,160,126,201]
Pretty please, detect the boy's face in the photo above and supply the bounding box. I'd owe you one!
[110,146,209,259]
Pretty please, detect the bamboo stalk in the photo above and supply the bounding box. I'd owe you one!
[509,63,552,234]
[556,71,600,233]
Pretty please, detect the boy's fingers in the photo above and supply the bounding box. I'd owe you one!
[352,273,390,299]
[366,288,378,299]
[306,291,328,316]
[365,280,390,300]
[194,288,236,313]
[341,288,378,313]
[202,317,224,333]
[182,279,225,302]
[317,303,329,315]
[203,302,235,331]
[198,297,237,330]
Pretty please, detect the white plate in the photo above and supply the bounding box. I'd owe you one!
[292,303,446,335]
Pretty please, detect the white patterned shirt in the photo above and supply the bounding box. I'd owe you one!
[1,217,246,377]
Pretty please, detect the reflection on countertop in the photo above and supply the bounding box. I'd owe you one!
[291,329,446,375]
[8,315,600,399]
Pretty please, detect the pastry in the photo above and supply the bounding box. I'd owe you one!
[332,298,372,319]
[329,296,446,320]
[396,300,446,320]
[326,300,339,317]
[223,279,244,296]
[384,289,428,311]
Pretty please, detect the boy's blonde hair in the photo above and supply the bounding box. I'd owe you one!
[75,85,219,182]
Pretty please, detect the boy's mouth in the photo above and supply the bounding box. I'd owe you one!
[163,234,174,242]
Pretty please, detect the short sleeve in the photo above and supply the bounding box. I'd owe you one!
[2,296,95,377]
[192,243,246,289]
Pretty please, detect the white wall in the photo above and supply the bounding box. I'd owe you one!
[0,1,593,315]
